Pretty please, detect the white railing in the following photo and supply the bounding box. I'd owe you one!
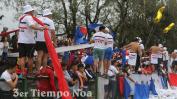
[0,43,94,57]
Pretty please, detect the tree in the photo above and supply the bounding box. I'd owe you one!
[1,0,177,50]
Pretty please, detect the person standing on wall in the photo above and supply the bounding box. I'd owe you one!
[18,5,46,76]
[123,38,142,73]
[36,9,56,70]
[92,26,107,74]
[104,27,114,75]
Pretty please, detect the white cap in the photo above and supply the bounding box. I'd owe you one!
[136,37,142,43]
[43,9,52,16]
[163,47,167,51]
[174,49,177,53]
[136,36,141,40]
[23,5,34,14]
[158,44,163,48]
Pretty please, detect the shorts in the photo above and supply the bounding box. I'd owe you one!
[104,47,113,60]
[18,43,35,58]
[35,41,48,53]
[158,58,163,64]
[93,48,105,61]
[150,54,158,65]
[172,61,177,66]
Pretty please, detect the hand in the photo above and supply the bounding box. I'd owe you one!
[11,73,16,80]
[12,73,18,80]
[15,74,18,80]
[43,25,48,30]
[39,25,48,31]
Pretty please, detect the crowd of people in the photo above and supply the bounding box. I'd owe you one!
[0,4,177,99]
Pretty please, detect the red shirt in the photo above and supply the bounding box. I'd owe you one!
[36,66,57,92]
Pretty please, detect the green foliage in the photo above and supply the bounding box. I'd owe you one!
[1,0,177,50]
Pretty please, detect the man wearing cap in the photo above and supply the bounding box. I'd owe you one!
[36,9,56,70]
[18,5,46,75]
[104,27,114,74]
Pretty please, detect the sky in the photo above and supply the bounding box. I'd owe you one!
[0,2,18,31]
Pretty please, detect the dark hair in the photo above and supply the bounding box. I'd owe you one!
[85,64,91,69]
[99,26,106,31]
[0,60,17,76]
[78,63,84,69]
[133,37,139,42]
[111,59,117,65]
[70,61,79,68]
[6,59,17,69]
[61,62,67,68]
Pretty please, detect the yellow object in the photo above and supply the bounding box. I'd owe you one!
[154,6,165,23]
[163,23,175,33]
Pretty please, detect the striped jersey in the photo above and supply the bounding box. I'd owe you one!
[92,32,107,49]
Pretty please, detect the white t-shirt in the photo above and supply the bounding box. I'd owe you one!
[18,15,36,44]
[0,70,13,91]
[158,51,163,58]
[107,65,119,81]
[105,33,114,49]
[163,51,169,61]
[36,17,55,42]
[140,43,144,50]
[92,32,106,49]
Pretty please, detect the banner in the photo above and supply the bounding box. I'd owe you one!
[168,73,177,87]
[32,16,72,99]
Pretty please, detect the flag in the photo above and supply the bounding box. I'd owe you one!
[154,6,165,23]
[142,84,150,99]
[124,78,131,99]
[75,26,88,44]
[118,77,124,96]
[149,78,158,95]
[168,73,177,87]
[163,23,175,33]
[32,16,72,99]
[88,23,102,31]
[80,26,87,35]
[84,55,94,65]
[134,83,150,99]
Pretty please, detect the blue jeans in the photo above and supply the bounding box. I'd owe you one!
[1,52,8,62]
